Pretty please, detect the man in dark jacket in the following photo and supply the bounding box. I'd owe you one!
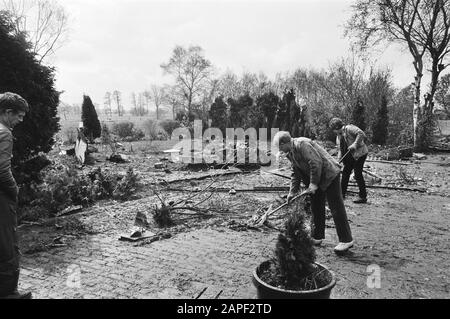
[329,118,368,204]
[0,92,32,299]
[273,131,354,253]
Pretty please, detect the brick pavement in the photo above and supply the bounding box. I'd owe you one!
[19,227,283,299]
[15,161,450,299]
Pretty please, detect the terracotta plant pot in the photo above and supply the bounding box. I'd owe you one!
[252,260,336,299]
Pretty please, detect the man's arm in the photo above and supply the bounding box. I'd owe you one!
[336,135,342,159]
[289,165,301,195]
[300,141,323,189]
[0,130,18,200]
[347,125,367,150]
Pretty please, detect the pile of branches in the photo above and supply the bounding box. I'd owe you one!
[18,159,142,222]
[150,192,217,228]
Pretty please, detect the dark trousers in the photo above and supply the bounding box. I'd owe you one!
[341,154,367,199]
[0,196,20,297]
[311,174,353,243]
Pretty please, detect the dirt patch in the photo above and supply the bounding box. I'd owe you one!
[17,144,450,298]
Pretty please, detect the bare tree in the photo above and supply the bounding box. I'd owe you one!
[345,0,450,151]
[308,54,367,120]
[163,84,184,120]
[57,101,71,120]
[161,45,213,116]
[197,78,220,123]
[142,90,151,114]
[148,84,166,120]
[130,92,137,115]
[137,92,147,116]
[1,0,70,63]
[112,90,123,116]
[217,70,241,100]
[104,92,112,117]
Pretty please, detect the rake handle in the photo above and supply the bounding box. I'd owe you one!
[339,149,352,164]
[265,191,308,218]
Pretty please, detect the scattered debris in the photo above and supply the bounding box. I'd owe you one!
[107,154,129,163]
[152,204,175,227]
[398,146,414,159]
[413,153,428,160]
[56,205,83,218]
[226,220,262,232]
[348,183,426,192]
[87,145,98,154]
[439,158,450,167]
[395,166,417,185]
[363,170,382,184]
[249,191,309,227]
[374,146,413,160]
[133,232,172,246]
[366,159,412,165]
[48,236,67,248]
[163,186,292,193]
[134,211,150,228]
[119,227,156,242]
[155,162,165,169]
[159,169,251,185]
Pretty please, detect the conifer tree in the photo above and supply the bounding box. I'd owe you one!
[372,96,389,145]
[0,11,60,166]
[81,95,101,141]
[351,97,366,131]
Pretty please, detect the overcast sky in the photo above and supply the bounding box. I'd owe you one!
[53,0,415,107]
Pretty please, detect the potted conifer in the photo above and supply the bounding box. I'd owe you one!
[252,207,336,299]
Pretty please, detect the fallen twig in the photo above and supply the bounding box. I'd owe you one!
[163,186,290,192]
[366,160,412,165]
[363,170,382,180]
[347,183,426,192]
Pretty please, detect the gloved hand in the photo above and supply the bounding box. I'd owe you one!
[287,193,295,204]
[348,144,357,152]
[306,183,319,195]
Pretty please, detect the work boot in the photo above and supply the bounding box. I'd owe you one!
[353,197,367,204]
[334,241,354,253]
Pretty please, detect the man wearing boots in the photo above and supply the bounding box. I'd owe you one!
[329,118,368,204]
[273,131,354,253]
[0,92,32,299]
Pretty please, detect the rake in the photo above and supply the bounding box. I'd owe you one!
[339,149,352,163]
[252,190,310,226]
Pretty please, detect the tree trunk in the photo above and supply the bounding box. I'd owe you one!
[416,59,442,151]
[412,48,427,155]
[188,92,193,117]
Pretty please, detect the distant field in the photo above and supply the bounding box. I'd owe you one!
[58,113,173,141]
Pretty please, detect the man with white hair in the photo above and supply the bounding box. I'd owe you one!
[273,131,354,253]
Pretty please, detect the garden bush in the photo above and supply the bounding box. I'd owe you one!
[112,121,145,141]
[18,161,142,222]
[159,119,181,137]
